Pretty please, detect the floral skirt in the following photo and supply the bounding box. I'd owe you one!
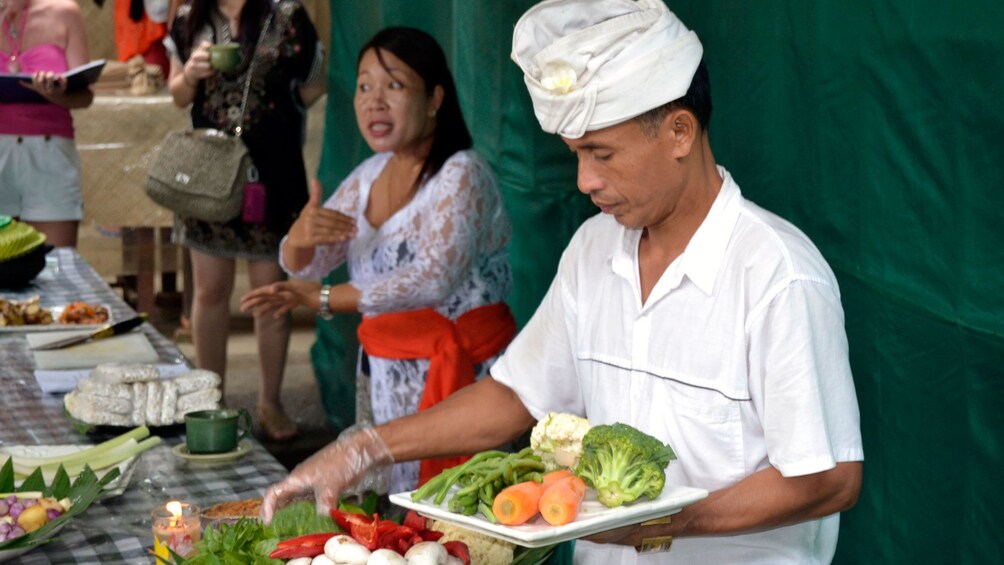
[174,215,283,261]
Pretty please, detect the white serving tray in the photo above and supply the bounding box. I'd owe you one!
[390,483,707,548]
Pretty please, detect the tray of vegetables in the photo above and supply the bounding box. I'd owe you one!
[389,415,708,548]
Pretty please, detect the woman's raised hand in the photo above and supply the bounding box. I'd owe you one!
[184,41,216,85]
[286,180,357,251]
[239,279,322,318]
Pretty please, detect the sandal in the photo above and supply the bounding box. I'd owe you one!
[256,405,299,442]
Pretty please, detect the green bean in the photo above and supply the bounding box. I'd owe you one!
[479,501,497,523]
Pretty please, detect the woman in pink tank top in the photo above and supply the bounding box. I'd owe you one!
[0,0,94,247]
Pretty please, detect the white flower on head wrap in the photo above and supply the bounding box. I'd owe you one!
[540,62,577,95]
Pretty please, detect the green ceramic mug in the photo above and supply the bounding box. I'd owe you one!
[208,43,241,72]
[185,408,252,454]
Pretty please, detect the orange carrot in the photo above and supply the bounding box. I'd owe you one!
[540,469,575,490]
[539,475,587,526]
[492,481,545,525]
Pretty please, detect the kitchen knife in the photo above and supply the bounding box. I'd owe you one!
[30,314,147,350]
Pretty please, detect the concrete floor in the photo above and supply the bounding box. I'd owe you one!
[76,225,341,470]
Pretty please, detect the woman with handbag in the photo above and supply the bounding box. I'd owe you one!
[164,0,325,440]
[239,27,514,494]
[0,0,94,247]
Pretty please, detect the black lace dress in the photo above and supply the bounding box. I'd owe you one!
[167,0,323,260]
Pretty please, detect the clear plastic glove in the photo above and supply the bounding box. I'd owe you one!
[260,423,393,523]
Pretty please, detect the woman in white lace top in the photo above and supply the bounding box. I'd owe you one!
[241,27,513,493]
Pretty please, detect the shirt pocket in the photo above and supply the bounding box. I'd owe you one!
[648,372,748,490]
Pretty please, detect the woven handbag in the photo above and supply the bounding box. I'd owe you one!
[144,12,272,223]
[145,129,251,222]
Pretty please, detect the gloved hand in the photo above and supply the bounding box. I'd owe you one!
[261,423,394,523]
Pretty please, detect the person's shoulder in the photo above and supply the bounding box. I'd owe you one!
[733,198,837,286]
[439,149,498,183]
[47,0,83,18]
[445,148,484,167]
[275,0,306,17]
[174,2,193,22]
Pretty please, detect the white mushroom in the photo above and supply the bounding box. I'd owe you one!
[286,558,313,565]
[444,557,464,565]
[324,534,371,565]
[367,548,407,564]
[312,555,336,565]
[403,541,448,565]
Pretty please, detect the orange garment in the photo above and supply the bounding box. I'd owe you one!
[114,0,167,62]
[357,303,517,485]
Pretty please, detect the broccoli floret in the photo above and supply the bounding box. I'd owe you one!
[574,423,677,507]
[530,412,592,472]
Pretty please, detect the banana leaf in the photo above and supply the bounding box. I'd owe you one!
[0,458,121,551]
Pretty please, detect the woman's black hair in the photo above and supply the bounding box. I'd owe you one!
[357,27,473,187]
[184,0,271,63]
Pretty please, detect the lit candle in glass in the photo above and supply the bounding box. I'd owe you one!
[152,500,201,560]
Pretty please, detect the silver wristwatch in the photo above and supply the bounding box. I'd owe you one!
[317,284,334,320]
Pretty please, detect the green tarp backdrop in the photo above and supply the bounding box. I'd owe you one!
[312,1,1003,562]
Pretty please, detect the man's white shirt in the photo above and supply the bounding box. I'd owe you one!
[492,167,863,564]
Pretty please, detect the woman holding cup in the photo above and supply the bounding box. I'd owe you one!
[165,0,325,441]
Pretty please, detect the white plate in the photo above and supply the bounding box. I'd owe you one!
[172,440,253,465]
[0,303,113,333]
[0,444,138,498]
[390,483,708,548]
[0,522,65,563]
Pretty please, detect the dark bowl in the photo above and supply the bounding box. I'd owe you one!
[0,244,53,288]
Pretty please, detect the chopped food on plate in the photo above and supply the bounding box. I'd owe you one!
[0,296,53,326]
[57,302,109,325]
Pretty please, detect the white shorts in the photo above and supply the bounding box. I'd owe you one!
[0,134,83,221]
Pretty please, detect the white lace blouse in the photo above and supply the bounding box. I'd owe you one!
[280,149,513,492]
[281,149,511,317]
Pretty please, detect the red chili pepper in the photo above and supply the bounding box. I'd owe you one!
[276,532,338,549]
[268,545,326,559]
[330,508,374,533]
[443,540,471,565]
[403,510,428,532]
[348,513,381,550]
[419,529,445,542]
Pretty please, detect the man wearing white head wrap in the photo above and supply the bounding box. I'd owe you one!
[261,3,863,563]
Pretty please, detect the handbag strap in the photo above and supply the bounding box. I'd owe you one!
[233,10,274,138]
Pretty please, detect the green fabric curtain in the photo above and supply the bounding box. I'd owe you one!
[313,1,1003,562]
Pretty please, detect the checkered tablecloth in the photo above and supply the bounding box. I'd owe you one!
[0,248,289,563]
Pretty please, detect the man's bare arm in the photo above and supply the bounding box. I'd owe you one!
[588,461,862,546]
[378,377,537,462]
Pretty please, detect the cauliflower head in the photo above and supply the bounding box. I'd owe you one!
[529,412,592,471]
[431,520,515,565]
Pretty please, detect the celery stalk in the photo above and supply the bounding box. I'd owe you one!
[4,427,157,478]
[1,426,151,471]
[11,437,161,478]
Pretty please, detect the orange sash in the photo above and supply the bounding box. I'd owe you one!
[357,303,516,485]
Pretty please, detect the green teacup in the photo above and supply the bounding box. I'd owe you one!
[185,408,252,454]
[209,43,241,72]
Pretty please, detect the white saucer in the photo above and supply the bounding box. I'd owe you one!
[172,440,252,464]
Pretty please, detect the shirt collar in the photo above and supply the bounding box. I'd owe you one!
[678,166,742,295]
[609,165,743,297]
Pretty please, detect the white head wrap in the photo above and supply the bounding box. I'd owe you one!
[511,0,703,139]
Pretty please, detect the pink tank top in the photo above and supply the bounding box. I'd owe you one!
[0,43,75,139]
